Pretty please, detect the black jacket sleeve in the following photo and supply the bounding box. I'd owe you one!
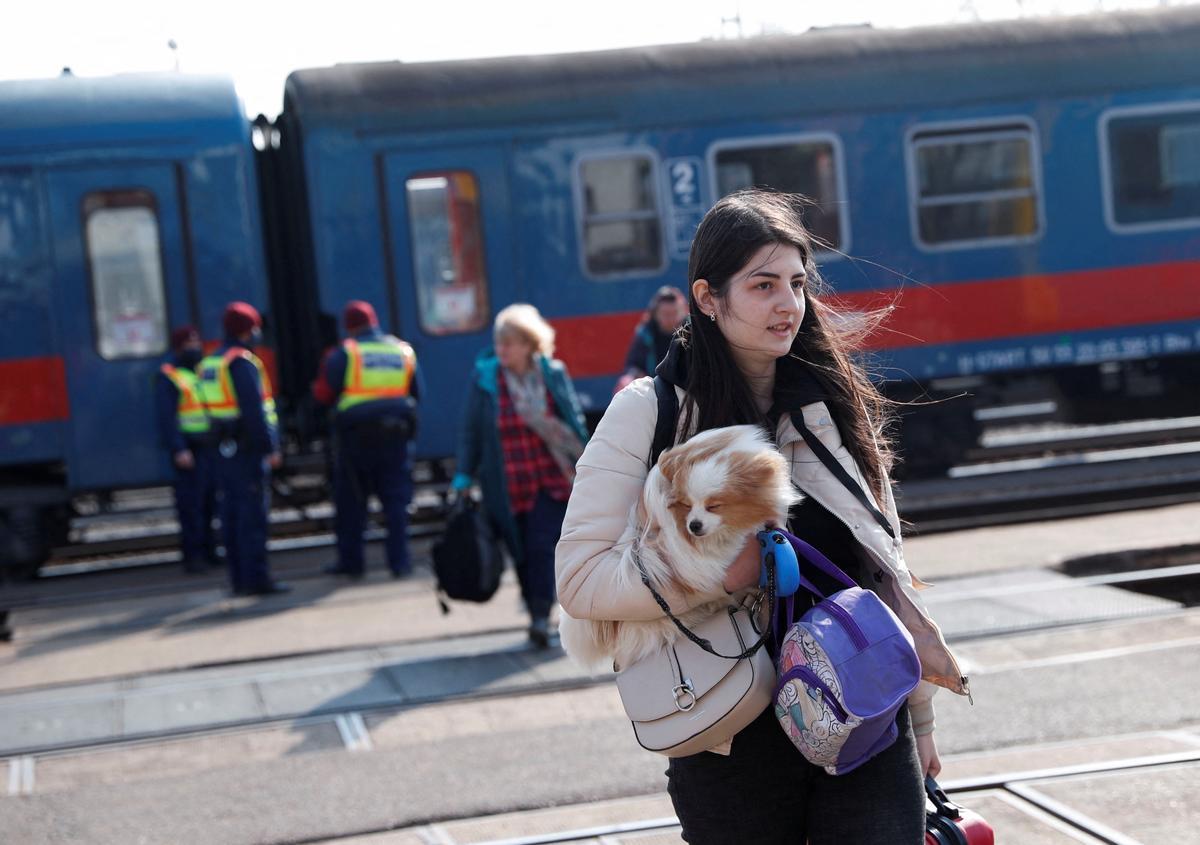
[230,356,278,456]
[155,372,187,455]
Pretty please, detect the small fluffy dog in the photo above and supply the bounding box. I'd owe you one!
[560,424,801,671]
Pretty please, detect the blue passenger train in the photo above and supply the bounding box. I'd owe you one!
[3,7,1200,573]
[0,73,270,569]
[269,5,1200,466]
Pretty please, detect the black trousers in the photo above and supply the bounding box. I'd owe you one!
[666,705,924,845]
[217,451,271,592]
[511,489,567,620]
[334,429,413,575]
[173,444,218,565]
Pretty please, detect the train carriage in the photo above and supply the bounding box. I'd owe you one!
[0,73,270,570]
[273,6,1200,468]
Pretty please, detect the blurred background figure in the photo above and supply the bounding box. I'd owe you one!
[197,302,289,596]
[155,325,219,575]
[452,304,589,648]
[312,300,421,580]
[614,286,687,393]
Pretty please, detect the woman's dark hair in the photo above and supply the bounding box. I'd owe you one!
[680,189,895,496]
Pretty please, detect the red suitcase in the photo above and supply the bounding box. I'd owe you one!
[926,777,995,845]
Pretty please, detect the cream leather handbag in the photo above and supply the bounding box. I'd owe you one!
[614,558,777,758]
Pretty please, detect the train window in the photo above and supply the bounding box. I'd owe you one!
[83,191,169,360]
[1105,107,1200,229]
[577,154,664,277]
[405,172,490,335]
[712,138,844,251]
[910,125,1041,248]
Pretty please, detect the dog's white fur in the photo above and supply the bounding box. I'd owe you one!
[560,424,801,670]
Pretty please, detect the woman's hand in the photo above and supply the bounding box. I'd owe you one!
[916,730,942,778]
[722,534,763,593]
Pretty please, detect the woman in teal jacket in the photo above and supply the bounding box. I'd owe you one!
[453,304,589,647]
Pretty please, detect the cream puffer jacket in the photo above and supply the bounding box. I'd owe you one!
[555,376,971,737]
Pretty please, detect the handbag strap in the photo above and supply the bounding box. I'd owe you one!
[773,530,857,650]
[632,539,776,661]
[790,412,895,540]
[779,529,857,592]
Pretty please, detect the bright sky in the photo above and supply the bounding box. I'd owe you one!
[2,0,1191,118]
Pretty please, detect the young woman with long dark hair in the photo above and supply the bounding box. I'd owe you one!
[557,190,968,844]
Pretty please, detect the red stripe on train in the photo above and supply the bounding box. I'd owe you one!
[0,356,70,425]
[833,259,1200,350]
[550,311,645,380]
[552,260,1200,379]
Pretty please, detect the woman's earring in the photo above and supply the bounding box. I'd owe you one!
[708,312,716,322]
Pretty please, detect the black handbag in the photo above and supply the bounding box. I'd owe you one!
[432,497,504,611]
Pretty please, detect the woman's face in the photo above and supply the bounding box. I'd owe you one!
[495,330,535,372]
[700,242,807,373]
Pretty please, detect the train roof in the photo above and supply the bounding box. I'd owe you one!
[0,72,247,153]
[284,7,1200,133]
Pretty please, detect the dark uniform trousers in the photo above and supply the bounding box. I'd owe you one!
[333,423,413,575]
[174,443,218,565]
[218,450,272,592]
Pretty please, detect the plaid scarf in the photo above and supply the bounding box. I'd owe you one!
[502,362,584,485]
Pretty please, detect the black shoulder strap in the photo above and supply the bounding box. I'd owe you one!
[790,412,896,539]
[650,375,678,467]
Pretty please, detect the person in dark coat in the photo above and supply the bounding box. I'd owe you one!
[197,302,289,596]
[615,286,687,392]
[155,325,219,574]
[452,304,589,648]
[312,301,422,580]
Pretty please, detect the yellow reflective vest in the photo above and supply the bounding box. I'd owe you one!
[159,364,211,435]
[197,347,278,428]
[336,337,416,414]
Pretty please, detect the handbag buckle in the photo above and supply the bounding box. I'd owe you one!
[672,680,697,712]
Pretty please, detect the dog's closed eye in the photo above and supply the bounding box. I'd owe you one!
[705,502,723,512]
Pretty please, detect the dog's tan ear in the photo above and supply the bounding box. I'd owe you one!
[656,448,681,484]
[733,451,789,493]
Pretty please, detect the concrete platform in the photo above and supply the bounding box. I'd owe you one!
[1,568,1189,756]
[902,500,1200,581]
[4,673,1199,843]
[0,626,606,755]
[1,501,1199,843]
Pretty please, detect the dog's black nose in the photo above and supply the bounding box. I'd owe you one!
[688,520,704,536]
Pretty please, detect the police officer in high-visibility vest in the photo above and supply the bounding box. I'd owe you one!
[155,325,219,574]
[312,300,421,579]
[198,302,290,596]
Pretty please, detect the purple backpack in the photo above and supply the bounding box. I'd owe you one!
[773,529,921,775]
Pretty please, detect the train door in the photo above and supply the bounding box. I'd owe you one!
[44,163,194,491]
[380,147,517,460]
